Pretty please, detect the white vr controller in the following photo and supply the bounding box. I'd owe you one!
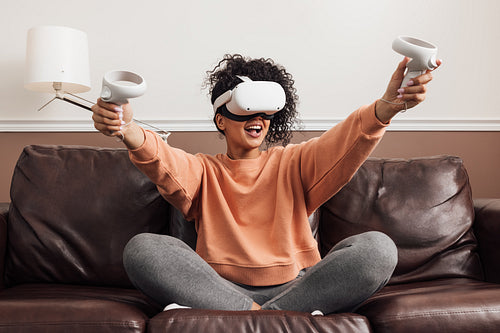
[100,70,147,105]
[213,76,286,116]
[392,36,438,88]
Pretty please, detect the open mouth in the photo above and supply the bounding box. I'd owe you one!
[244,124,263,137]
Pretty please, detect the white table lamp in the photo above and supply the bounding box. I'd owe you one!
[23,25,170,140]
[25,25,92,110]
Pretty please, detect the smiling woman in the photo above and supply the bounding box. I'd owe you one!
[91,52,437,314]
[205,54,300,147]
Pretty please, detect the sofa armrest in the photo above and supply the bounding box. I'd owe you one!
[474,198,500,284]
[0,203,8,290]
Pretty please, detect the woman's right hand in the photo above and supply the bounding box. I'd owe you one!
[91,98,133,138]
[91,99,145,149]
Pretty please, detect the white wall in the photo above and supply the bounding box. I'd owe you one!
[1,0,499,131]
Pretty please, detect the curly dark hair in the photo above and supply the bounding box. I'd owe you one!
[204,54,299,147]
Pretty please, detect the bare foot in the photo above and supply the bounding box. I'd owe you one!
[251,302,262,310]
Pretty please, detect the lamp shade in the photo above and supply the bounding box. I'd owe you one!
[25,25,91,93]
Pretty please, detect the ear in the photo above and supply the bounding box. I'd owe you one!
[215,113,226,132]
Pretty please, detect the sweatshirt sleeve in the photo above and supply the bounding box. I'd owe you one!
[128,128,204,219]
[298,101,389,213]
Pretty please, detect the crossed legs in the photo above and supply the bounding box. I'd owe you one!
[123,231,397,314]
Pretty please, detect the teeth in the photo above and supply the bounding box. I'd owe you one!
[246,125,262,130]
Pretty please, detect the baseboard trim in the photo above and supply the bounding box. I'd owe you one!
[1,118,500,132]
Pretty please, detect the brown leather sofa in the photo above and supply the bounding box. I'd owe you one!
[1,144,499,332]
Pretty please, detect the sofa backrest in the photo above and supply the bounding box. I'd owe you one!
[319,155,484,284]
[7,147,482,288]
[6,145,171,287]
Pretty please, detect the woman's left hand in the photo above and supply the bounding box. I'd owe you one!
[375,57,442,123]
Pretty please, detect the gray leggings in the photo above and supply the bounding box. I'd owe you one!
[123,231,397,314]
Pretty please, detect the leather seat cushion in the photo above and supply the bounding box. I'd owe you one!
[358,278,500,333]
[0,284,161,333]
[149,309,372,333]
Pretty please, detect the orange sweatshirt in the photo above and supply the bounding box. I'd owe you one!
[129,102,388,286]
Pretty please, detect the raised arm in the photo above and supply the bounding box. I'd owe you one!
[91,99,203,219]
[299,57,441,212]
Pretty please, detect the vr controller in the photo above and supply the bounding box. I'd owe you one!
[213,76,286,118]
[99,70,157,140]
[100,70,147,105]
[392,36,438,88]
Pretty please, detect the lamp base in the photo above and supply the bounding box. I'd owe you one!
[37,93,92,112]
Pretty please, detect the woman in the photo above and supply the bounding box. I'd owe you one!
[92,54,440,314]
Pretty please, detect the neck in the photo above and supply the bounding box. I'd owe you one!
[226,147,261,160]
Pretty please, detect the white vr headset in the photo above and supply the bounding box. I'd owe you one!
[212,76,286,121]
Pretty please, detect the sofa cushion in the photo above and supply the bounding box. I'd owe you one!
[474,198,500,283]
[0,204,7,290]
[319,156,483,284]
[148,309,373,333]
[6,145,170,287]
[0,284,161,333]
[358,278,500,333]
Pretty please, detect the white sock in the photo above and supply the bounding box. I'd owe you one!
[311,310,324,316]
[163,303,192,311]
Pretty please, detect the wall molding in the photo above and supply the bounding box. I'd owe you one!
[1,118,500,132]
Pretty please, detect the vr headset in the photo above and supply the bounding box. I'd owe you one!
[212,76,286,121]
